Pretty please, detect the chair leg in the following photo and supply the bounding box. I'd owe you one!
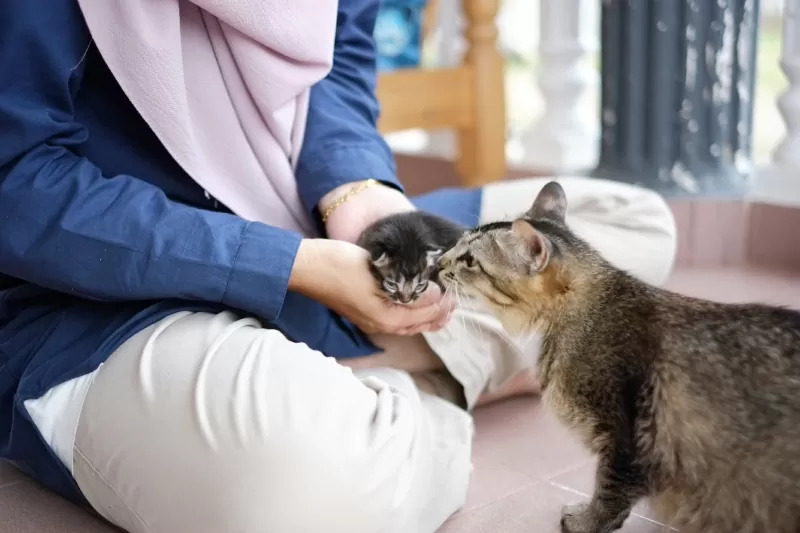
[457,0,507,187]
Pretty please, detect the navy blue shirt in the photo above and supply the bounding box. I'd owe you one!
[0,0,482,507]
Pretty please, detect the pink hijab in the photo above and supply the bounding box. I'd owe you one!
[76,0,338,236]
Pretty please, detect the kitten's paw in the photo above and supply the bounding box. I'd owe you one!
[560,503,597,533]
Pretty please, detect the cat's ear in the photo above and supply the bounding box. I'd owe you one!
[372,252,390,268]
[526,181,567,223]
[425,249,443,267]
[511,219,551,271]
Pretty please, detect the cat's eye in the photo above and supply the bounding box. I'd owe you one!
[383,280,398,291]
[458,253,475,268]
[414,281,429,294]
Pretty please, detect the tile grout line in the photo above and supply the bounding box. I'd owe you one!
[455,456,628,521]
[451,479,543,519]
[541,457,595,482]
[546,481,588,498]
[454,450,594,519]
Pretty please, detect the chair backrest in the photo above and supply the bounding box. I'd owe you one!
[377,0,507,187]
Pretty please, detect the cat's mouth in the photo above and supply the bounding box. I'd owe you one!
[438,270,456,288]
[437,272,465,304]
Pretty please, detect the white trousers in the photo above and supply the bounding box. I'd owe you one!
[70,177,677,533]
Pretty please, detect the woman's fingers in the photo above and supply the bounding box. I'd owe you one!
[370,283,457,336]
[393,300,448,334]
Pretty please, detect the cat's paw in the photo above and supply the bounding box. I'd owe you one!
[560,503,627,533]
[560,503,597,533]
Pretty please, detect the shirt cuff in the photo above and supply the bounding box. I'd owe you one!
[295,143,404,222]
[222,222,303,322]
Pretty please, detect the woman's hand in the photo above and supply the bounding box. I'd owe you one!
[320,180,414,243]
[289,238,453,335]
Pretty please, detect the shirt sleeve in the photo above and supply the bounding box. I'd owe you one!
[0,0,301,322]
[295,0,403,222]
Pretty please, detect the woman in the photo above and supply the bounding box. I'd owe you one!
[0,0,677,531]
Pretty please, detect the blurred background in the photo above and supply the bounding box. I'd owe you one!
[382,0,786,175]
[373,0,800,272]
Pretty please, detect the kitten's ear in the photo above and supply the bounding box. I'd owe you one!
[526,181,567,223]
[511,219,551,271]
[372,252,390,268]
[426,249,443,267]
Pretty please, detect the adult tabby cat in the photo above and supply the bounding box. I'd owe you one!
[437,181,800,533]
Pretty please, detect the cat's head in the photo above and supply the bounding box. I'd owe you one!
[370,247,443,304]
[438,181,598,333]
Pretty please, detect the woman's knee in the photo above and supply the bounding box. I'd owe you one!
[605,184,677,286]
[248,441,406,531]
[214,381,425,532]
[225,372,470,533]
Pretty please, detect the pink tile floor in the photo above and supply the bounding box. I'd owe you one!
[2,266,800,533]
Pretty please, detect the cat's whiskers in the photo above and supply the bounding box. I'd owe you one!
[442,278,493,347]
[442,281,466,333]
[455,287,492,346]
[451,284,478,341]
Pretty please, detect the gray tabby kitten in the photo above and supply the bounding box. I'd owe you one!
[356,211,466,304]
[438,181,800,533]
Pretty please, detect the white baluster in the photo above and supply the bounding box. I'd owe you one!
[751,0,800,205]
[516,0,598,173]
[433,0,466,67]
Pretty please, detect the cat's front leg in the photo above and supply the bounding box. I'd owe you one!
[560,445,645,533]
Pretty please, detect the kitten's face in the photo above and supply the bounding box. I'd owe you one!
[371,249,442,304]
[438,181,573,333]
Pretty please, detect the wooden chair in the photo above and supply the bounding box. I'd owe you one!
[376,0,507,187]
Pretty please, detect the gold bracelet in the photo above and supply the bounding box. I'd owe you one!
[321,179,379,223]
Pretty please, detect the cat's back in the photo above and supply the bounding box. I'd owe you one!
[557,274,800,399]
[582,278,800,386]
[654,294,800,405]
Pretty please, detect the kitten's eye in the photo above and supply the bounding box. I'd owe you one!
[414,281,429,294]
[383,280,398,292]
